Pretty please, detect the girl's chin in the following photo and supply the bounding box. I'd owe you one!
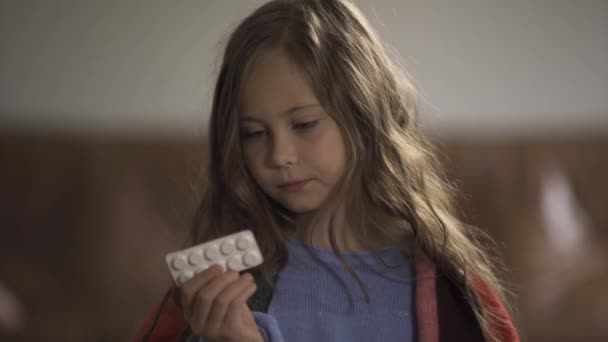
[274,193,334,215]
[268,191,328,215]
[277,198,323,214]
[284,203,320,214]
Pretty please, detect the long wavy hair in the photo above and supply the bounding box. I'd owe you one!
[191,0,511,340]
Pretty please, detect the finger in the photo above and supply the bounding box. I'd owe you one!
[227,282,257,321]
[205,273,255,336]
[189,271,240,332]
[224,283,258,333]
[180,264,224,314]
[234,281,257,305]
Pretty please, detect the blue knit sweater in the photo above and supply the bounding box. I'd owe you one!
[251,238,416,341]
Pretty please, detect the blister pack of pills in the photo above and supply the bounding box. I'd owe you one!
[165,230,263,286]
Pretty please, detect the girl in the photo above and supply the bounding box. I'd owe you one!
[133,0,519,341]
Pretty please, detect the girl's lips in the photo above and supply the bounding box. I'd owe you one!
[278,179,310,192]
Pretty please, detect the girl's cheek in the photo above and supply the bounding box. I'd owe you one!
[243,142,260,159]
[242,148,256,171]
[243,144,266,171]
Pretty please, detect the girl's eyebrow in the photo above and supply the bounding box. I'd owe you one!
[240,103,320,122]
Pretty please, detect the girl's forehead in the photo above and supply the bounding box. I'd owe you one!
[240,104,322,123]
[240,50,320,121]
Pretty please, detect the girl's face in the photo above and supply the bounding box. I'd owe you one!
[239,49,347,214]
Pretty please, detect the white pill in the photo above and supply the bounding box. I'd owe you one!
[171,256,188,270]
[227,257,242,271]
[220,241,235,255]
[243,252,261,267]
[204,246,219,261]
[188,252,205,266]
[236,236,251,251]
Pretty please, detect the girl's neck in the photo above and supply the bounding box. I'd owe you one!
[290,207,382,252]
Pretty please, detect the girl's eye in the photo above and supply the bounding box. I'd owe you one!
[293,120,319,131]
[241,130,265,140]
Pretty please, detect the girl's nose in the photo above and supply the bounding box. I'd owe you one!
[268,133,297,168]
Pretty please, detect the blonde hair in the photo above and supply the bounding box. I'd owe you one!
[192,0,511,340]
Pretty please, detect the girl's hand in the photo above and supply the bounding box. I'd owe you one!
[179,265,263,342]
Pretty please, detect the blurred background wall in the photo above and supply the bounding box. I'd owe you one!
[1,0,607,341]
